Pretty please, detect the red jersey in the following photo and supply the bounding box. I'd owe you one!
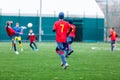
[28,33,36,43]
[5,26,16,37]
[69,24,76,38]
[110,30,117,41]
[53,20,70,43]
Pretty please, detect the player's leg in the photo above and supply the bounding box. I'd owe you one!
[12,38,19,54]
[65,37,69,57]
[33,42,39,51]
[56,42,68,69]
[111,40,115,52]
[10,40,14,50]
[10,36,17,50]
[113,40,115,51]
[18,36,23,51]
[68,37,74,55]
[30,42,34,50]
[65,36,74,57]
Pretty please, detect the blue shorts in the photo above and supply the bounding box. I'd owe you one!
[67,36,74,44]
[57,42,67,51]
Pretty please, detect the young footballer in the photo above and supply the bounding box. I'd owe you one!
[13,23,23,51]
[27,29,39,51]
[65,20,76,58]
[5,22,19,54]
[109,27,118,52]
[53,12,72,69]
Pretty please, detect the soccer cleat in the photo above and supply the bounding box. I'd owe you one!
[65,55,69,58]
[15,51,19,55]
[68,50,74,56]
[63,63,68,69]
[113,46,116,50]
[21,48,23,51]
[36,49,39,51]
[32,48,34,51]
[61,62,64,67]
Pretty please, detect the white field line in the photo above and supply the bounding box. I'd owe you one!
[90,47,120,51]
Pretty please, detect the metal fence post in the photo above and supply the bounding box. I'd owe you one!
[39,0,42,42]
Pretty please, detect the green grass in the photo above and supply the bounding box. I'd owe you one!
[0,42,120,80]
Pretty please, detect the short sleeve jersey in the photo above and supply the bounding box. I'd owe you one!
[69,24,76,38]
[110,30,117,41]
[53,20,70,43]
[28,33,36,43]
[5,26,16,37]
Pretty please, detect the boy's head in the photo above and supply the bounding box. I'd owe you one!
[58,12,64,19]
[112,27,114,30]
[29,29,33,33]
[6,22,10,26]
[6,21,12,26]
[16,23,19,27]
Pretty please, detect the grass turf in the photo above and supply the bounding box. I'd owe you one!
[0,42,120,80]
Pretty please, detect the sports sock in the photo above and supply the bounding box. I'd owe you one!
[13,41,17,51]
[68,44,72,51]
[111,44,114,51]
[19,41,23,49]
[60,54,67,65]
[33,42,38,49]
[30,43,34,50]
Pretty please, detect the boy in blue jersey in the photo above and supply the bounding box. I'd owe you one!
[13,23,23,51]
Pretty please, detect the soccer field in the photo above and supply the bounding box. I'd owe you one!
[0,42,120,80]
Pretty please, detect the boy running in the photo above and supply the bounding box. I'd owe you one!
[27,29,39,51]
[109,27,118,52]
[53,12,72,69]
[65,20,76,58]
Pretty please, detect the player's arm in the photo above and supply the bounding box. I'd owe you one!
[53,27,56,32]
[53,29,56,32]
[26,35,29,40]
[116,33,118,37]
[19,28,23,35]
[67,27,72,36]
[35,35,38,41]
[53,23,56,32]
[109,34,112,38]
[26,37,29,40]
[109,32,112,38]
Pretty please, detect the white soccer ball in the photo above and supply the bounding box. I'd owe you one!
[27,23,33,28]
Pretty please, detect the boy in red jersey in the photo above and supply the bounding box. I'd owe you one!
[109,27,118,52]
[65,20,76,58]
[53,12,72,69]
[27,29,39,51]
[5,22,19,54]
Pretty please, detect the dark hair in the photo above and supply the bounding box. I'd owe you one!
[58,12,64,19]
[112,27,114,30]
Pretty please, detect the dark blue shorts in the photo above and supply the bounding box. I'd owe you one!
[111,40,115,44]
[67,36,74,44]
[57,42,67,51]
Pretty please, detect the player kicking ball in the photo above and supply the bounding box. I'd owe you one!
[5,22,21,54]
[109,27,118,52]
[53,12,72,69]
[65,20,76,58]
[27,29,39,51]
